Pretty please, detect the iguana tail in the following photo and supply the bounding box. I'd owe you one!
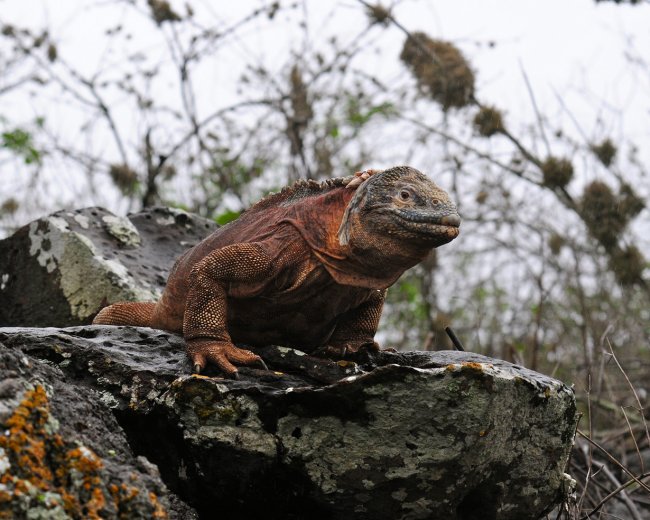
[93,301,157,328]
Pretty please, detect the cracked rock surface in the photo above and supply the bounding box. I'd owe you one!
[0,326,577,520]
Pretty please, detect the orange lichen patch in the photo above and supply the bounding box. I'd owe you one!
[149,491,168,519]
[461,362,484,371]
[67,447,104,474]
[65,447,106,519]
[86,486,106,519]
[0,384,166,518]
[190,374,211,380]
[0,385,109,517]
[0,385,53,490]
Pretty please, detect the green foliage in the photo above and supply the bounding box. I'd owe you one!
[214,209,242,226]
[396,280,427,319]
[345,99,395,128]
[1,127,41,165]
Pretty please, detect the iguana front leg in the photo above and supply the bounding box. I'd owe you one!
[317,289,386,358]
[184,243,272,377]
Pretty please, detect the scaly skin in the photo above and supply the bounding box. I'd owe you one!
[93,166,461,377]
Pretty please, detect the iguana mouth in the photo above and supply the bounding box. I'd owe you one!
[388,209,461,243]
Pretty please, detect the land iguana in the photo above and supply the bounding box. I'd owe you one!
[93,166,461,377]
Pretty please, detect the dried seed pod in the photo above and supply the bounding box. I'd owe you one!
[473,106,504,137]
[365,3,392,26]
[541,157,574,189]
[109,163,139,195]
[609,245,645,286]
[147,0,181,25]
[400,32,475,110]
[548,233,565,256]
[590,138,617,167]
[580,181,624,250]
[1,198,19,215]
[618,183,645,220]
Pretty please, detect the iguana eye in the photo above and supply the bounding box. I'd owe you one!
[432,199,440,205]
[399,190,411,201]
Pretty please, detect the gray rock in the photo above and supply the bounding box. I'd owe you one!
[0,207,217,327]
[0,331,197,519]
[0,326,577,520]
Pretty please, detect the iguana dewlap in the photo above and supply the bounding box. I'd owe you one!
[93,166,460,377]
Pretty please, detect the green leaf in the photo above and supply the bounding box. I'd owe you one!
[1,127,42,165]
[215,209,241,225]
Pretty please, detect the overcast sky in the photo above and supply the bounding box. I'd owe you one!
[1,0,649,230]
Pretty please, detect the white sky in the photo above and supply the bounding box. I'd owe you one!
[1,0,649,227]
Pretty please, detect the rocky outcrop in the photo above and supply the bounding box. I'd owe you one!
[0,328,197,519]
[0,206,217,327]
[0,326,577,520]
[0,208,578,519]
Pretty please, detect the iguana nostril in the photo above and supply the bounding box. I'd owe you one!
[440,214,461,227]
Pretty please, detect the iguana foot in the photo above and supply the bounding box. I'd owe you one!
[313,340,380,359]
[187,339,267,377]
[345,169,380,189]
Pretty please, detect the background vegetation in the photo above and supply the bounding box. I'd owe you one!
[1,0,649,517]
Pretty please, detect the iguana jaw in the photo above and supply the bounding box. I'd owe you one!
[387,206,460,246]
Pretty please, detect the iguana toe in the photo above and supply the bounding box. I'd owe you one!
[186,339,265,376]
[314,340,380,359]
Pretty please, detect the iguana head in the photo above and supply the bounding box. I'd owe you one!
[338,166,460,252]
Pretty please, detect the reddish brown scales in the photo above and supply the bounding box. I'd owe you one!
[93,166,461,376]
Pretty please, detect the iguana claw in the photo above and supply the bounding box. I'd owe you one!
[186,338,266,377]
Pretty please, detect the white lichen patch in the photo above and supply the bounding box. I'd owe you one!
[98,390,119,409]
[28,217,158,320]
[277,346,306,356]
[0,273,8,290]
[0,447,10,474]
[155,215,177,226]
[101,215,141,247]
[73,214,90,229]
